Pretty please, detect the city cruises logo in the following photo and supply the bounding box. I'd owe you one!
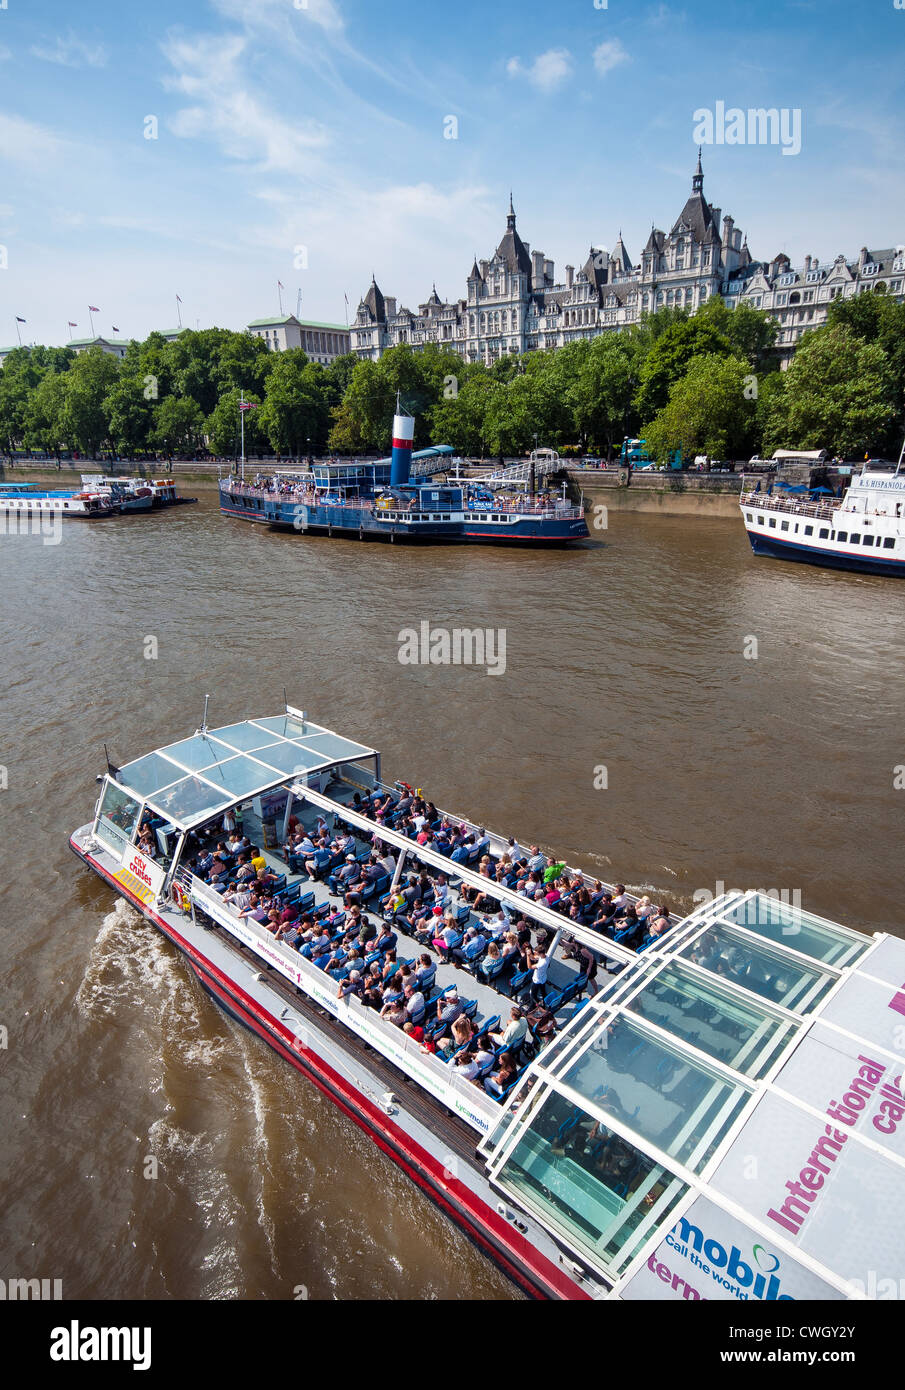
[693,101,802,156]
[664,1214,793,1300]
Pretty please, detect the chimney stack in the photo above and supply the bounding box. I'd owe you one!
[804,254,812,272]
[544,258,555,283]
[531,249,545,290]
[565,265,574,289]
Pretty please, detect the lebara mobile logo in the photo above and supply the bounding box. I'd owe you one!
[753,1245,780,1275]
[666,1216,793,1300]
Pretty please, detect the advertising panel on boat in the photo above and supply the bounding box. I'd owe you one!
[120,844,166,895]
[619,1196,844,1301]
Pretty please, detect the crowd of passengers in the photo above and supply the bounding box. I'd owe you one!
[183,788,674,1094]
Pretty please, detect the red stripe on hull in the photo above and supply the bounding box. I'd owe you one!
[69,836,586,1301]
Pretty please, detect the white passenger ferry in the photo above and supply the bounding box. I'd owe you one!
[70,706,905,1300]
[0,481,112,518]
[741,465,905,576]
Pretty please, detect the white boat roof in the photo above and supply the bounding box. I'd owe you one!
[115,713,376,830]
[483,889,905,1300]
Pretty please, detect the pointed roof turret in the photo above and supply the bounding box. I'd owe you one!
[671,150,718,244]
[363,275,386,322]
[611,230,633,274]
[469,256,482,280]
[692,146,704,194]
[496,196,532,276]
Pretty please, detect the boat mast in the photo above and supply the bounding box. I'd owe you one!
[240,393,245,482]
[896,430,905,478]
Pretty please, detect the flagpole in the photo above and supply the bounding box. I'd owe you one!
[15,319,22,346]
[177,296,182,329]
[278,282,283,316]
[88,308,95,338]
[240,393,245,482]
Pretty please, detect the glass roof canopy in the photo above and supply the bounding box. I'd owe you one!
[114,715,376,830]
[482,891,887,1297]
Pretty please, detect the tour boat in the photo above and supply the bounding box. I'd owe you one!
[80,475,197,509]
[740,465,905,575]
[0,481,112,519]
[68,704,905,1301]
[79,476,153,513]
[218,406,589,545]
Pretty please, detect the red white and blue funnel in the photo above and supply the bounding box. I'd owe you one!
[390,411,415,485]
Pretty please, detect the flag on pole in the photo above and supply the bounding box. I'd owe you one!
[89,305,100,313]
[176,295,182,304]
[278,281,284,289]
[68,321,77,327]
[16,316,26,323]
[112,325,120,332]
[239,402,258,411]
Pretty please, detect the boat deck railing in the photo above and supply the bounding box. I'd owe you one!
[740,491,841,521]
[222,480,583,519]
[339,774,682,931]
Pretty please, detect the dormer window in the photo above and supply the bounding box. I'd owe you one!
[862,263,879,275]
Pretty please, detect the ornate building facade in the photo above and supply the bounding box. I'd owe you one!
[350,155,904,368]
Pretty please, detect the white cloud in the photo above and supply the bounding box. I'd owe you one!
[163,32,329,175]
[30,32,108,69]
[0,113,67,167]
[507,49,573,93]
[213,0,345,36]
[593,40,629,77]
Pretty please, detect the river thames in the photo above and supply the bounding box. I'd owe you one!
[1,493,902,1299]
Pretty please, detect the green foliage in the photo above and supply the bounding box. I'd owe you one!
[644,354,757,461]
[763,324,896,458]
[207,387,262,457]
[0,295,900,464]
[634,313,733,421]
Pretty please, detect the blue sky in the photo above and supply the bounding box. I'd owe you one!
[1,0,904,348]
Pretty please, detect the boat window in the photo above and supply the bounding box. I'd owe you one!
[850,533,860,544]
[863,534,874,546]
[883,537,895,549]
[745,513,753,522]
[96,780,142,854]
[721,894,869,968]
[494,1088,689,1275]
[768,518,776,528]
[679,923,837,1014]
[780,520,789,531]
[433,514,442,521]
[757,514,765,523]
[804,525,813,536]
[626,962,799,1079]
[837,531,847,542]
[819,528,829,538]
[561,1016,752,1173]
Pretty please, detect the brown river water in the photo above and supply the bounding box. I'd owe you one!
[0,492,902,1300]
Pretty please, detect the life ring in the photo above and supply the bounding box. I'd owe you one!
[170,882,191,913]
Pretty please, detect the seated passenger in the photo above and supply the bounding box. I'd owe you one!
[490,1007,528,1052]
[328,855,361,895]
[434,988,464,1030]
[480,942,502,979]
[453,927,487,968]
[450,1048,480,1082]
[484,1051,518,1098]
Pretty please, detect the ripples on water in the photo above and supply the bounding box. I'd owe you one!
[0,496,902,1298]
